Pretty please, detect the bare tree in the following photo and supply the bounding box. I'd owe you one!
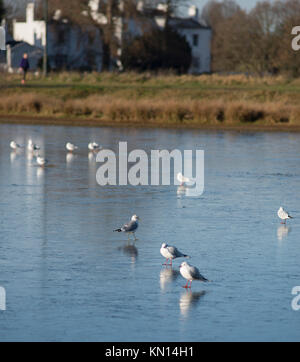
[274,0,300,76]
[3,0,32,19]
[202,0,300,75]
[202,0,241,28]
[34,0,140,70]
[0,0,5,21]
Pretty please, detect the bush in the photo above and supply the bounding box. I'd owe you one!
[121,28,192,74]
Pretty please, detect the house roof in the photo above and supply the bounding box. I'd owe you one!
[7,41,43,53]
[169,17,210,30]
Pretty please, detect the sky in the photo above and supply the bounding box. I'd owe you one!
[194,0,271,12]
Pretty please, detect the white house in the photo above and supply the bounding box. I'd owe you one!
[169,17,211,74]
[13,3,46,48]
[153,5,212,74]
[10,1,211,73]
[78,0,212,73]
[12,2,103,71]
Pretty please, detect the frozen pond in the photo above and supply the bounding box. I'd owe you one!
[0,123,299,341]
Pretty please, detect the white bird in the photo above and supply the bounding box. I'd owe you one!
[180,261,209,289]
[10,141,22,150]
[277,206,293,224]
[88,142,101,151]
[36,156,48,167]
[114,215,140,240]
[177,172,194,186]
[28,139,40,151]
[160,243,190,266]
[66,142,78,152]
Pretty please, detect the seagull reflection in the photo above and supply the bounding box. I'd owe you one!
[177,185,201,198]
[179,290,206,317]
[10,151,18,163]
[277,224,291,242]
[66,152,77,164]
[118,242,138,264]
[27,150,39,162]
[88,151,96,162]
[160,267,180,290]
[177,185,187,196]
[36,166,45,179]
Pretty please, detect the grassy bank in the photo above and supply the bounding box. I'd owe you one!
[1,72,300,129]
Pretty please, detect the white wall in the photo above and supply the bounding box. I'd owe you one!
[178,27,211,74]
[12,3,103,71]
[13,3,46,48]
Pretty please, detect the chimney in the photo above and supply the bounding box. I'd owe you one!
[137,1,144,12]
[188,5,199,18]
[26,3,35,23]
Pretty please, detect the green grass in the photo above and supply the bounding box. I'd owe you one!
[1,72,300,129]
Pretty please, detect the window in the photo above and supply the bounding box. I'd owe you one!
[192,34,199,47]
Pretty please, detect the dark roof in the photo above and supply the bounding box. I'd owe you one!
[169,17,210,30]
[6,40,22,47]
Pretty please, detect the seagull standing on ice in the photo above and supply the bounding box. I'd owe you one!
[88,142,101,151]
[36,155,48,167]
[66,142,78,152]
[10,141,22,150]
[277,206,293,224]
[160,243,190,266]
[28,139,40,152]
[180,261,209,289]
[114,215,140,240]
[177,172,194,186]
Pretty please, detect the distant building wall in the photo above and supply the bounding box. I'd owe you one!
[13,3,46,48]
[155,15,212,74]
[177,27,211,74]
[11,2,210,74]
[6,42,43,71]
[47,22,103,71]
[12,2,103,72]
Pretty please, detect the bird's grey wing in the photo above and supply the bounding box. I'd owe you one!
[168,246,183,257]
[190,266,208,281]
[120,223,129,231]
[122,221,138,232]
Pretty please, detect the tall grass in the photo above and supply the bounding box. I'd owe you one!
[1,72,300,126]
[1,92,299,125]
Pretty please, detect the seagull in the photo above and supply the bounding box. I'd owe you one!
[36,156,48,167]
[160,243,190,266]
[88,142,101,151]
[277,206,293,224]
[114,215,140,240]
[66,142,78,152]
[180,261,209,289]
[177,172,194,186]
[28,139,40,152]
[10,141,22,150]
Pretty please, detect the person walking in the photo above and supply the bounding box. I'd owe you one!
[19,53,30,85]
